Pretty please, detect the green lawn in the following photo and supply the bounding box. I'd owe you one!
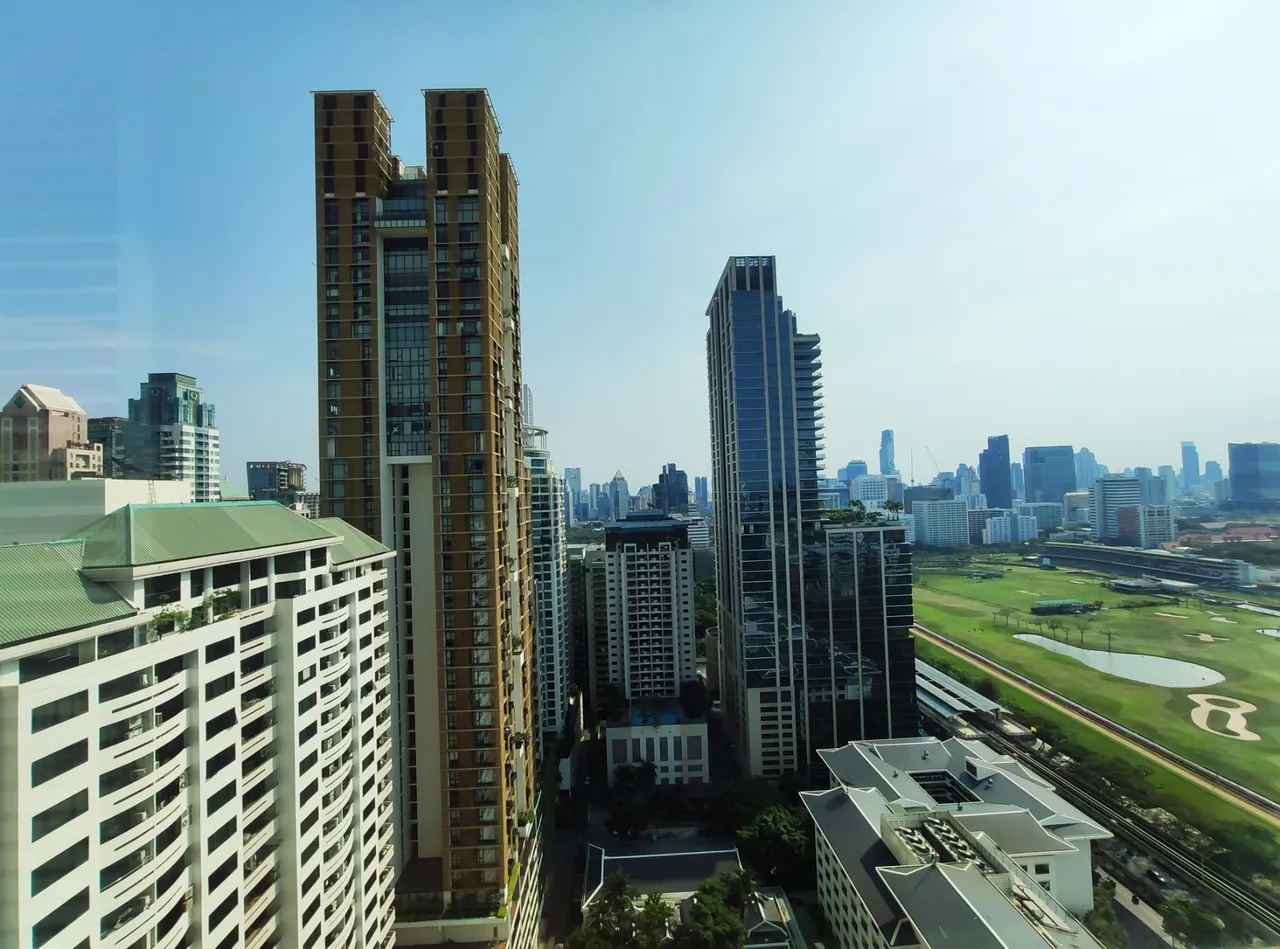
[913,565,1280,802]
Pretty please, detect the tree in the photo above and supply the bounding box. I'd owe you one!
[593,872,639,946]
[1162,896,1223,946]
[994,607,1016,626]
[635,893,675,949]
[735,806,809,883]
[670,876,746,949]
[884,499,904,519]
[707,778,782,836]
[1082,879,1129,949]
[1047,619,1063,640]
[721,868,759,911]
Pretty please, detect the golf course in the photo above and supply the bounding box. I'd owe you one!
[913,562,1280,803]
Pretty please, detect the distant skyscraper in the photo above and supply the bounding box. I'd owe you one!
[956,464,978,496]
[1204,460,1224,483]
[707,255,821,777]
[1134,467,1166,505]
[0,383,102,481]
[609,471,630,520]
[1181,441,1200,491]
[1010,461,1025,501]
[978,435,1012,508]
[122,372,220,501]
[653,462,690,514]
[1228,443,1280,504]
[1157,465,1179,504]
[523,383,535,425]
[1023,446,1076,505]
[879,430,896,475]
[1075,447,1102,491]
[88,416,127,478]
[565,466,582,506]
[837,459,869,483]
[694,475,709,511]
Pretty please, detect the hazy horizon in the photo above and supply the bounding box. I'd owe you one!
[3,1,1277,490]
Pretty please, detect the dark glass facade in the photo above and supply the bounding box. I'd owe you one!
[1022,445,1076,505]
[1228,443,1280,503]
[707,256,823,775]
[978,435,1012,508]
[787,525,917,765]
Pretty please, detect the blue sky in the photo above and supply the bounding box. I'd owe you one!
[2,1,1277,491]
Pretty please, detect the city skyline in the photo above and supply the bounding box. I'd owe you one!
[5,3,1280,483]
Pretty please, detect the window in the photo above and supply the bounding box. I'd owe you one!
[32,887,88,947]
[32,790,88,841]
[434,198,449,223]
[205,637,234,663]
[208,816,237,853]
[1034,863,1050,875]
[31,691,88,732]
[32,740,88,787]
[458,196,479,222]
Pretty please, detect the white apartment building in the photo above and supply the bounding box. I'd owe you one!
[525,426,571,751]
[851,474,889,511]
[0,501,396,949]
[982,513,1041,545]
[1062,491,1090,526]
[1089,476,1142,543]
[804,737,1110,949]
[911,499,970,548]
[602,515,697,698]
[605,709,709,787]
[674,514,712,549]
[1136,504,1176,548]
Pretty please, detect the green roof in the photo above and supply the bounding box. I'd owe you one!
[313,517,392,565]
[77,501,339,568]
[0,540,137,646]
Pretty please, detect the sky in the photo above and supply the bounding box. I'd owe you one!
[2,1,1278,492]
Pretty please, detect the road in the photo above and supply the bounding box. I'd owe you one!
[912,624,1280,830]
[1105,874,1176,949]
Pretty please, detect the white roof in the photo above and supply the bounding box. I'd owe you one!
[19,384,86,415]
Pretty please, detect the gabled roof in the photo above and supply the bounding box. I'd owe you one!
[0,540,136,646]
[12,383,87,415]
[880,862,1053,948]
[313,517,392,565]
[78,501,338,568]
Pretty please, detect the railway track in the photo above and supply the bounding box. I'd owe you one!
[977,725,1280,936]
[912,623,1280,821]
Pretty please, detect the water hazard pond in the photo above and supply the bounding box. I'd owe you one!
[1012,634,1225,687]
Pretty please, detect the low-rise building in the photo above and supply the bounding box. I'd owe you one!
[967,507,1010,544]
[0,501,397,949]
[1,383,103,482]
[1061,491,1090,527]
[1039,541,1253,588]
[804,737,1110,949]
[981,512,1041,544]
[605,699,709,787]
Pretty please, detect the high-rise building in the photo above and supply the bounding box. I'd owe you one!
[1010,461,1024,500]
[693,475,709,511]
[977,435,1012,508]
[652,462,690,514]
[955,464,978,496]
[1180,441,1200,491]
[608,471,630,521]
[879,430,895,475]
[1158,465,1179,505]
[522,383,534,426]
[0,502,396,949]
[982,512,1040,544]
[312,89,541,947]
[1062,491,1090,526]
[851,473,890,510]
[912,498,970,548]
[564,467,582,512]
[122,373,221,502]
[902,484,953,513]
[1023,446,1076,506]
[1229,443,1280,504]
[1133,466,1166,505]
[1203,460,1224,483]
[599,514,697,698]
[837,460,869,483]
[0,383,103,482]
[526,426,570,753]
[88,416,128,478]
[1013,501,1064,533]
[1089,474,1142,543]
[581,546,610,712]
[790,522,917,761]
[707,255,821,777]
[1116,503,1176,548]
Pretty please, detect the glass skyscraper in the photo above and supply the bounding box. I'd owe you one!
[978,434,1012,509]
[707,256,823,776]
[1022,445,1076,506]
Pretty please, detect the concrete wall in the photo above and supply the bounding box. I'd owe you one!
[0,479,193,543]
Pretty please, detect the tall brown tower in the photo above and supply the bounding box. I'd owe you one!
[313,89,541,949]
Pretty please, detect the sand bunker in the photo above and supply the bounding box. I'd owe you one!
[1069,579,1086,584]
[1184,633,1229,643]
[1189,694,1260,741]
[1018,590,1045,596]
[1212,616,1237,624]
[1155,612,1189,619]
